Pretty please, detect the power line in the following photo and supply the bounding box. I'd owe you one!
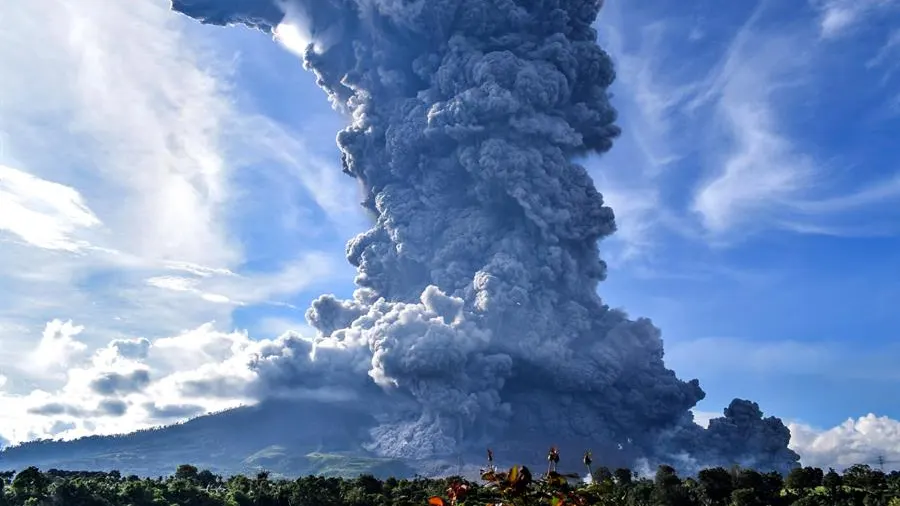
[868,455,900,472]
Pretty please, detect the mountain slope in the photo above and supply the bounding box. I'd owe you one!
[0,400,415,478]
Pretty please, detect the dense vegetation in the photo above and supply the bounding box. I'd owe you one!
[1,448,899,506]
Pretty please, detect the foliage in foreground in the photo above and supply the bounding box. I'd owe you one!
[1,448,899,506]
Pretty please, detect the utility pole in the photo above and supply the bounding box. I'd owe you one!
[878,455,885,472]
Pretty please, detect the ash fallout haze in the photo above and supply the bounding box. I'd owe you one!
[1,0,899,476]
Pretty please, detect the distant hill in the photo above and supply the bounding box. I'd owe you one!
[0,400,418,479]
[1,398,646,479]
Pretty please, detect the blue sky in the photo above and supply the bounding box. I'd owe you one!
[0,0,898,470]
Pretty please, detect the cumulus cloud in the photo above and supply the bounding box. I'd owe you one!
[0,323,264,444]
[29,319,89,374]
[790,414,900,471]
[89,369,151,396]
[109,338,151,361]
[1,317,897,473]
[0,317,381,446]
[28,403,89,417]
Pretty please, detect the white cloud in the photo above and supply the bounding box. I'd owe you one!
[594,2,900,247]
[687,17,817,237]
[0,321,303,445]
[793,173,900,214]
[146,276,201,293]
[240,116,367,232]
[0,165,101,251]
[594,5,825,251]
[29,319,88,374]
[691,99,814,235]
[692,409,717,428]
[814,0,898,39]
[0,0,243,268]
[591,9,704,260]
[790,414,900,471]
[0,0,354,369]
[3,320,899,473]
[0,0,251,353]
[868,29,900,70]
[145,251,340,306]
[690,408,900,471]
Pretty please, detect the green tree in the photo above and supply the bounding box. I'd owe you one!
[730,488,759,506]
[175,464,200,482]
[615,468,634,487]
[11,466,49,501]
[653,465,695,506]
[698,467,734,506]
[845,465,885,492]
[627,479,655,506]
[824,468,843,505]
[197,470,218,489]
[787,466,824,495]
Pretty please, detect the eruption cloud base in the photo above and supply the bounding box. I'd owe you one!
[170,0,800,474]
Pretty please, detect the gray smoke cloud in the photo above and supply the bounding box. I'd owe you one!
[170,0,800,474]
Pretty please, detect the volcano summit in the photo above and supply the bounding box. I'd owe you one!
[166,0,800,474]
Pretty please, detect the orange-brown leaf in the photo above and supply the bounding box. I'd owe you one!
[428,496,446,506]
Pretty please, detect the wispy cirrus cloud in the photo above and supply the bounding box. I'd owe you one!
[812,0,898,39]
[0,0,355,365]
[0,165,101,251]
[144,251,340,307]
[591,0,900,259]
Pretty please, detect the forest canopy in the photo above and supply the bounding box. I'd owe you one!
[1,452,898,506]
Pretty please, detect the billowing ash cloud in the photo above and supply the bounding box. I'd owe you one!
[171,0,800,473]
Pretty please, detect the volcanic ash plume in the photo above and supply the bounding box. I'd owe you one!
[171,0,800,473]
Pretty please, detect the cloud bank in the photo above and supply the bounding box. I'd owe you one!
[2,321,899,472]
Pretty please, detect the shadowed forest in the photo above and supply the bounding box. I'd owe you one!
[2,451,899,506]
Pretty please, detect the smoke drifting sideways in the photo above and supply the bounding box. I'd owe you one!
[170,0,800,474]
